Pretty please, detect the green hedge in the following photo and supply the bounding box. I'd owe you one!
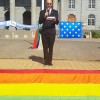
[92,31,100,38]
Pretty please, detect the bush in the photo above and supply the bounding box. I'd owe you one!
[92,31,100,38]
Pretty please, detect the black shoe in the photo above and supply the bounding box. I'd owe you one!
[44,61,48,65]
[48,62,53,66]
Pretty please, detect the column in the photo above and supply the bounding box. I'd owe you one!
[31,0,36,24]
[60,0,65,21]
[10,0,15,21]
[53,0,58,10]
[42,0,44,10]
[9,0,15,32]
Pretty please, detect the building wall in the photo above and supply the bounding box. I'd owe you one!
[81,0,100,30]
[60,0,100,30]
[15,0,31,23]
[0,0,100,30]
[0,0,40,23]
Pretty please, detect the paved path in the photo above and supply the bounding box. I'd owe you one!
[0,38,100,60]
[0,59,100,70]
[0,38,100,70]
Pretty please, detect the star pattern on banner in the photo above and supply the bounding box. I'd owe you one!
[59,22,82,38]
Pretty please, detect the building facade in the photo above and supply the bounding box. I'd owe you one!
[0,0,100,30]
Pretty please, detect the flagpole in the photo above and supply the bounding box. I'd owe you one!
[37,0,44,50]
[42,0,44,10]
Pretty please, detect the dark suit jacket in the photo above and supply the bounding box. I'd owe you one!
[39,9,59,35]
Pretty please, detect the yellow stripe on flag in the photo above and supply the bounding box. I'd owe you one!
[0,84,100,96]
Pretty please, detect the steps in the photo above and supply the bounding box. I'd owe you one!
[0,29,36,39]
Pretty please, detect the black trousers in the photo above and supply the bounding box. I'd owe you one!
[41,33,55,63]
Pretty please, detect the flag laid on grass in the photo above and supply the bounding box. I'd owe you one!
[0,69,100,100]
[31,23,40,49]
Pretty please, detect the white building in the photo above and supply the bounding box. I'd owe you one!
[0,0,100,30]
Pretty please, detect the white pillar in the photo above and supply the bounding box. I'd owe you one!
[9,0,15,31]
[38,0,44,50]
[10,0,15,21]
[89,31,92,38]
[42,0,45,10]
[53,0,58,10]
[60,0,65,21]
[31,0,36,24]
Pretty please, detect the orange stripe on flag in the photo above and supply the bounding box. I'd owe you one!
[0,73,100,83]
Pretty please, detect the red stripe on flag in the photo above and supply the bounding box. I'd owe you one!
[0,69,100,74]
[31,29,38,48]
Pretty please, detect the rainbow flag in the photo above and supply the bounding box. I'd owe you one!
[0,69,100,100]
[31,24,40,49]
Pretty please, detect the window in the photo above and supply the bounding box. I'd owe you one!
[69,0,75,9]
[88,14,95,25]
[37,0,41,7]
[88,0,95,8]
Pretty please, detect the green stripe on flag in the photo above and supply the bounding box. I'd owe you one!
[0,96,100,100]
[37,23,40,47]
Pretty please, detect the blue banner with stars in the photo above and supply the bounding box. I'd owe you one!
[59,22,82,38]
